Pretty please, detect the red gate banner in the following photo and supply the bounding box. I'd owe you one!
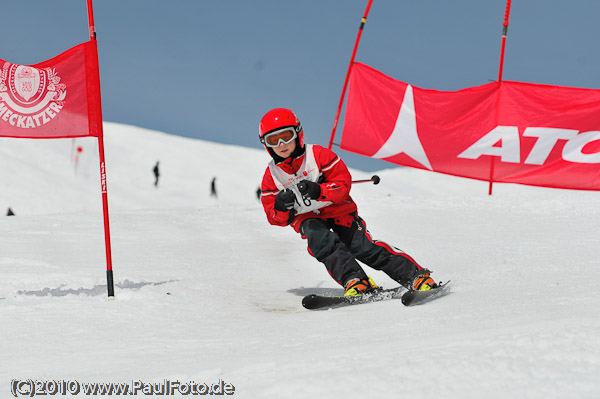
[0,41,102,139]
[341,62,600,190]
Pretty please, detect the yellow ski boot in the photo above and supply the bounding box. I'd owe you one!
[412,272,438,291]
[344,277,378,297]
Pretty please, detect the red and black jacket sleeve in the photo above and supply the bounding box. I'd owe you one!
[311,145,352,204]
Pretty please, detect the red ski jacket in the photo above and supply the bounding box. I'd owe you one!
[260,144,358,233]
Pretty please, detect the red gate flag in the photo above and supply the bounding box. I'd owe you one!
[341,62,600,191]
[0,41,102,139]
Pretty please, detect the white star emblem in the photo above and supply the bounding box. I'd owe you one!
[371,85,432,170]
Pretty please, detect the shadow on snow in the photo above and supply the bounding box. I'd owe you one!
[17,279,177,297]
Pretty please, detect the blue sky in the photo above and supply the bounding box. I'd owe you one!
[2,0,600,171]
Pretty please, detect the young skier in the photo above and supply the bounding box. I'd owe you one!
[259,108,437,296]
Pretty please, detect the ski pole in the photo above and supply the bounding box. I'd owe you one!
[351,175,380,185]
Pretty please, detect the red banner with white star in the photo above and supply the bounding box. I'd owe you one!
[0,41,102,139]
[341,62,600,190]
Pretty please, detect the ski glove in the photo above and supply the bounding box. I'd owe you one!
[297,180,321,200]
[274,189,296,212]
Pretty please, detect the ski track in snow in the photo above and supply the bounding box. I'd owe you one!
[1,122,599,398]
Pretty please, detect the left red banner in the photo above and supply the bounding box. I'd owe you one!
[0,41,102,139]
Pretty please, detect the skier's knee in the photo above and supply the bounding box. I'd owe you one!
[301,219,339,259]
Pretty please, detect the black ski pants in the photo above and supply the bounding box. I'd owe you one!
[299,213,429,288]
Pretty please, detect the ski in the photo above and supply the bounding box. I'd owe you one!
[302,281,451,310]
[302,286,405,310]
[401,281,451,306]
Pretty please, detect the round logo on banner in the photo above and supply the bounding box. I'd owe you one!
[0,63,67,129]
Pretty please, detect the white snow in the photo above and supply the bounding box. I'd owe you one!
[1,122,599,399]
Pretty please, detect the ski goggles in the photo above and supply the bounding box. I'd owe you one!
[260,125,300,148]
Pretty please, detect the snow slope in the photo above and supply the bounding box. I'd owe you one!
[1,122,599,399]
